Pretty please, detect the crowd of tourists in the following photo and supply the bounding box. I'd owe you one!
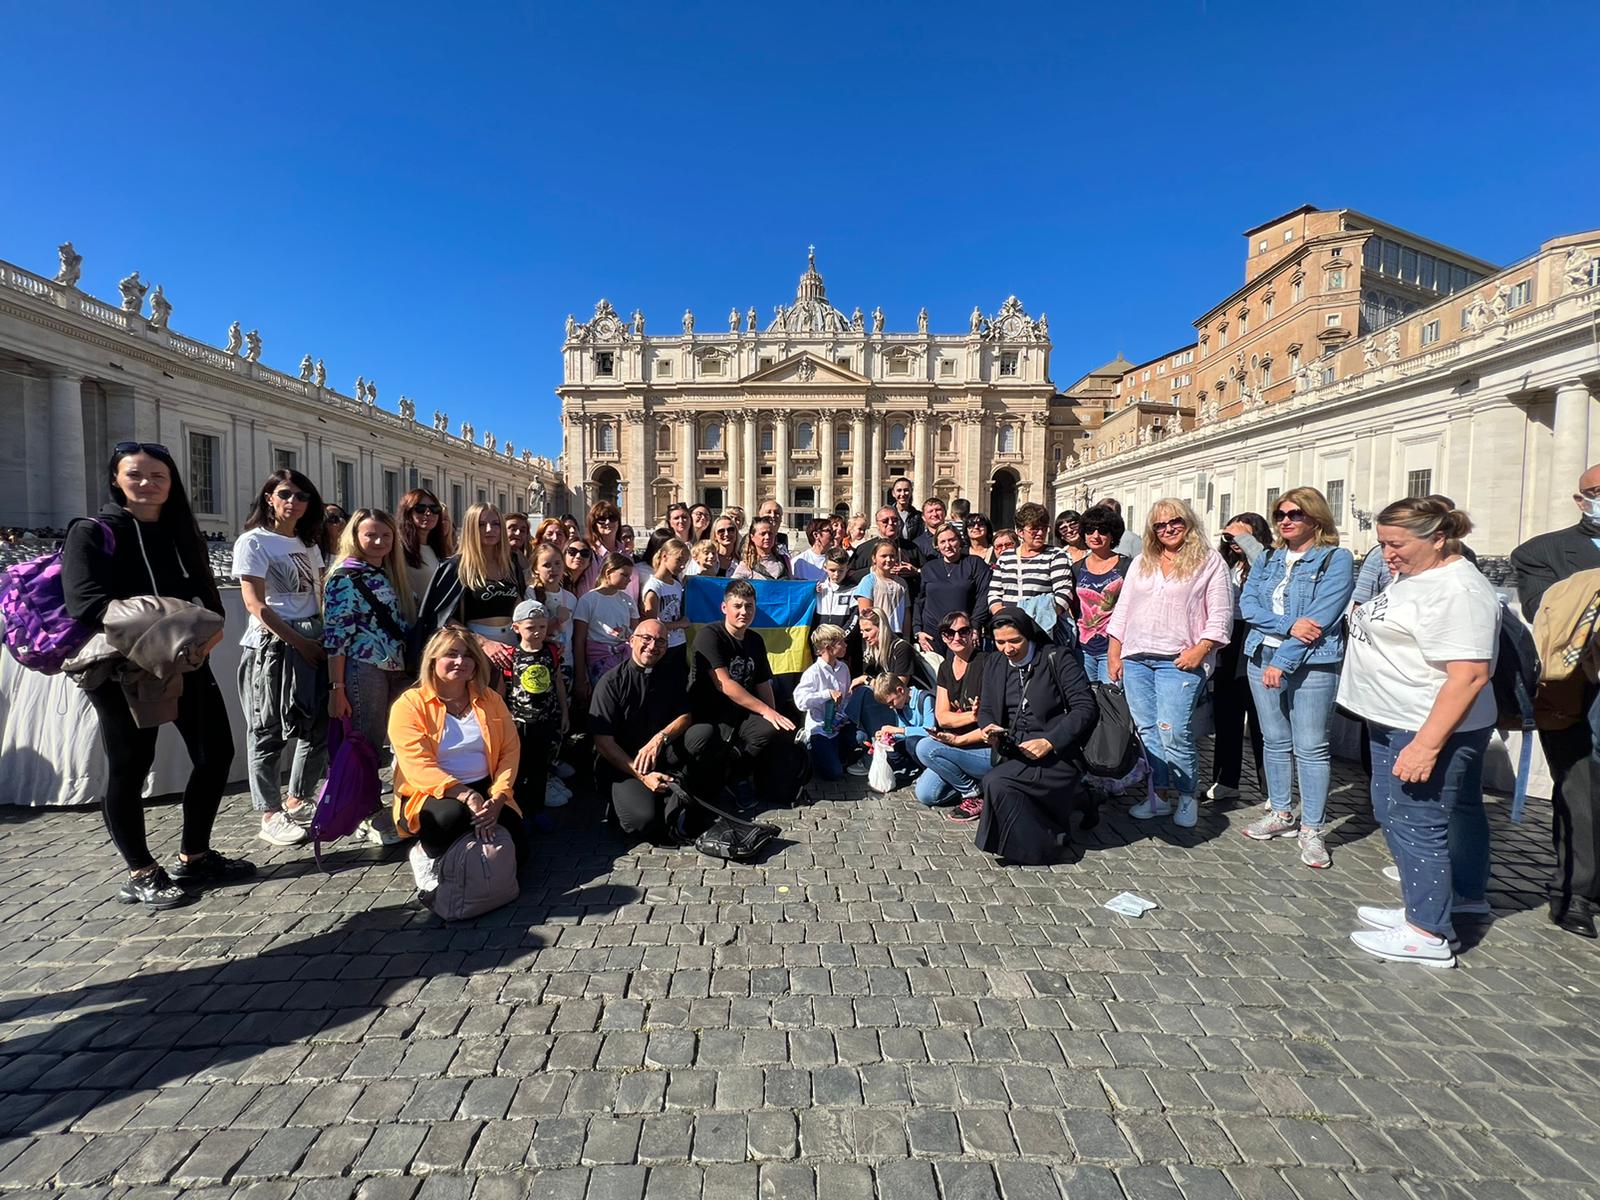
[39,447,1600,968]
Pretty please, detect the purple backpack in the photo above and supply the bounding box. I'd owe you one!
[0,518,114,675]
[311,717,383,870]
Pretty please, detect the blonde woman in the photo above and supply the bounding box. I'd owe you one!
[324,508,415,755]
[415,502,526,673]
[1238,487,1356,867]
[388,627,526,869]
[1106,498,1232,828]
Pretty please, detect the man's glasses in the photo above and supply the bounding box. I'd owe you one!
[113,441,170,457]
[413,503,442,515]
[1153,518,1187,533]
[1276,508,1307,524]
[632,633,666,646]
[274,489,311,503]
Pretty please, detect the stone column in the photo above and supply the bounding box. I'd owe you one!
[1551,380,1594,528]
[773,411,791,523]
[48,370,89,525]
[677,415,696,506]
[964,412,986,507]
[626,411,649,527]
[912,412,932,503]
[742,413,758,514]
[818,413,836,516]
[850,411,868,516]
[868,414,884,513]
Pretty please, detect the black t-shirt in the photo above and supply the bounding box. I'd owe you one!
[508,644,561,726]
[936,650,990,720]
[691,623,772,726]
[460,576,523,622]
[589,655,691,781]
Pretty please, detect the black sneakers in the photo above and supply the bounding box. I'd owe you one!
[117,867,193,910]
[168,850,258,886]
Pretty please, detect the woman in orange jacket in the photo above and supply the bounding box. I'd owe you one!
[388,626,527,866]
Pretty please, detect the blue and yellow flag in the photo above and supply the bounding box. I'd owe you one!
[683,576,818,674]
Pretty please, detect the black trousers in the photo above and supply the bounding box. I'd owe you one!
[719,712,806,805]
[610,723,727,838]
[416,780,530,869]
[514,716,560,812]
[1542,688,1600,915]
[1211,626,1263,791]
[85,663,236,871]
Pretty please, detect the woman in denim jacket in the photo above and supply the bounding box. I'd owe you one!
[1238,487,1356,868]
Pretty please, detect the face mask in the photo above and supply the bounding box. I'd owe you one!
[1580,495,1600,522]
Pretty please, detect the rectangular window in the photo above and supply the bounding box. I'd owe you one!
[596,352,614,377]
[1461,307,1472,330]
[188,432,220,514]
[1263,297,1274,319]
[999,352,1018,376]
[1325,478,1345,518]
[1257,238,1268,253]
[1401,247,1418,282]
[421,476,434,495]
[1283,229,1293,243]
[1265,487,1281,512]
[1325,313,1342,327]
[836,428,850,453]
[450,484,463,522]
[498,492,508,514]
[887,356,911,376]
[1292,279,1304,304]
[700,356,724,377]
[702,486,724,511]
[1238,312,1248,334]
[273,447,298,472]
[1420,256,1436,290]
[939,358,955,378]
[335,459,355,510]
[792,486,815,512]
[1507,280,1531,309]
[760,427,774,453]
[1422,320,1441,346]
[1219,493,1232,523]
[1321,366,1336,386]
[476,488,487,505]
[1406,469,1433,497]
[383,469,399,513]
[759,356,775,369]
[1363,239,1381,270]
[1451,265,1468,292]
[1262,362,1273,386]
[1382,241,1401,276]
[655,359,674,379]
[836,356,851,368]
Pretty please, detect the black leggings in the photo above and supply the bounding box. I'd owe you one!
[416,780,530,868]
[85,663,236,871]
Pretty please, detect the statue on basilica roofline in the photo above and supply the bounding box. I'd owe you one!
[871,307,884,334]
[226,322,243,355]
[504,440,513,457]
[747,306,758,332]
[398,395,416,421]
[632,309,645,336]
[851,307,863,332]
[313,359,327,387]
[148,285,172,331]
[682,309,694,334]
[917,307,928,334]
[366,380,378,407]
[356,376,368,403]
[565,314,577,340]
[969,305,984,334]
[299,355,313,382]
[54,242,82,288]
[244,329,262,362]
[118,271,148,315]
[462,421,475,443]
[729,307,740,333]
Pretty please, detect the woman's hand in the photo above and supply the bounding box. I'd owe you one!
[294,634,326,666]
[329,688,351,720]
[1018,736,1052,761]
[1290,618,1323,644]
[1107,654,1123,683]
[1173,643,1209,672]
[1393,739,1440,784]
[1259,665,1284,690]
[917,633,936,652]
[478,635,514,670]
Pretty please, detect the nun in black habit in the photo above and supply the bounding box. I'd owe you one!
[973,606,1099,865]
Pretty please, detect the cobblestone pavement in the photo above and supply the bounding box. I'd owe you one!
[1,751,1598,1200]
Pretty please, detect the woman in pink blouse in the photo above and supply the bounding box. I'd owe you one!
[1107,498,1232,828]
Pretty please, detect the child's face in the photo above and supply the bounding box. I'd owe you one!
[825,559,848,583]
[889,686,908,709]
[665,548,687,574]
[873,545,898,572]
[823,638,846,660]
[606,567,632,590]
[695,546,716,568]
[514,617,548,646]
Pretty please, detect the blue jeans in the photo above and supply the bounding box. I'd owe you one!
[807,723,855,781]
[1081,650,1110,685]
[842,686,896,747]
[1120,655,1205,799]
[913,739,992,806]
[1247,655,1340,828]
[1368,722,1491,939]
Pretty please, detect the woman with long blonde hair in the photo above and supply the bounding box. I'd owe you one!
[1106,497,1233,829]
[414,502,526,674]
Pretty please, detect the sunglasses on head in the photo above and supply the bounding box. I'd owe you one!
[113,441,170,458]
[274,489,312,503]
[413,503,442,515]
[1276,508,1308,523]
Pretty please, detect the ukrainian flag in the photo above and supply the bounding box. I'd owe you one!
[683,576,818,674]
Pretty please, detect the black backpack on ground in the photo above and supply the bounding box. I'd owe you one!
[1081,682,1144,778]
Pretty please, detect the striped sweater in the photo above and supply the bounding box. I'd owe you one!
[985,547,1076,613]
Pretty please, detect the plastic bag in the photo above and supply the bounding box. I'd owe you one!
[867,736,897,793]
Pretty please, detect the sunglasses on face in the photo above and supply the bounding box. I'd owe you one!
[113,441,170,457]
[714,528,735,537]
[413,503,442,515]
[567,549,591,559]
[326,511,347,522]
[1221,533,1238,545]
[944,626,974,639]
[274,489,311,503]
[1153,518,1187,533]
[595,515,617,524]
[1276,508,1308,524]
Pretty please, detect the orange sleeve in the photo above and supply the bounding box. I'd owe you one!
[387,691,461,833]
[483,691,522,812]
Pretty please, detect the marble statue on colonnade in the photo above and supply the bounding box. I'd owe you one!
[299,355,314,381]
[54,242,82,288]
[244,330,262,362]
[148,285,171,331]
[313,359,327,387]
[226,322,243,355]
[118,272,147,314]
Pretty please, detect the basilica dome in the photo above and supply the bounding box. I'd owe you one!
[766,248,857,334]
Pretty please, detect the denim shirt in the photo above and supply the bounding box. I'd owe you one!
[1238,544,1356,673]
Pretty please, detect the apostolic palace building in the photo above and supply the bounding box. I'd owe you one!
[558,251,1072,531]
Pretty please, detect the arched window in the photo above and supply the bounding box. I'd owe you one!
[794,421,815,451]
[938,423,953,453]
[702,421,722,452]
[597,423,616,454]
[888,422,907,452]
[997,424,1016,454]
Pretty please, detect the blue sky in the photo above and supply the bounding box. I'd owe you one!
[4,1,1596,460]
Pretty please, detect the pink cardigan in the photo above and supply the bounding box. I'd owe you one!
[1106,549,1232,674]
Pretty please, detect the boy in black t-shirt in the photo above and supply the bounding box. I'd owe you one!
[509,600,569,813]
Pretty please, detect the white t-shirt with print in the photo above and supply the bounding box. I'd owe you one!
[232,528,324,640]
[641,576,687,648]
[573,587,639,648]
[1337,557,1500,732]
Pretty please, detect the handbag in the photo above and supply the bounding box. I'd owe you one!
[422,825,519,920]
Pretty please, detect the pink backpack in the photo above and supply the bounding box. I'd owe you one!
[425,827,519,920]
[0,518,114,675]
[311,718,381,869]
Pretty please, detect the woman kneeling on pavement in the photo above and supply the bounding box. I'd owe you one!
[914,609,994,819]
[1337,497,1497,968]
[388,627,528,869]
[62,442,248,909]
[973,607,1098,865]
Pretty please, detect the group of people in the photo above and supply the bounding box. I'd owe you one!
[53,445,1600,970]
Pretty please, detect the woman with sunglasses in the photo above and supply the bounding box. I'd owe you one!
[563,538,594,596]
[62,442,246,908]
[582,501,639,600]
[318,504,349,561]
[1237,488,1355,868]
[912,609,994,816]
[1209,512,1271,803]
[399,490,456,603]
[703,518,741,577]
[965,514,996,564]
[1054,510,1088,564]
[235,468,330,847]
[1107,498,1232,829]
[1073,506,1132,684]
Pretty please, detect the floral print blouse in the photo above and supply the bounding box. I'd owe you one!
[323,558,408,671]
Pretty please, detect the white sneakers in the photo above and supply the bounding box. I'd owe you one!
[1173,796,1198,828]
[1130,795,1197,827]
[258,810,308,846]
[1349,921,1456,967]
[1129,796,1173,820]
[1356,905,1461,951]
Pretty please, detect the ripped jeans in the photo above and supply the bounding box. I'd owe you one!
[1121,654,1206,800]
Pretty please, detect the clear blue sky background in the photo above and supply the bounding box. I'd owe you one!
[5,1,1596,460]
